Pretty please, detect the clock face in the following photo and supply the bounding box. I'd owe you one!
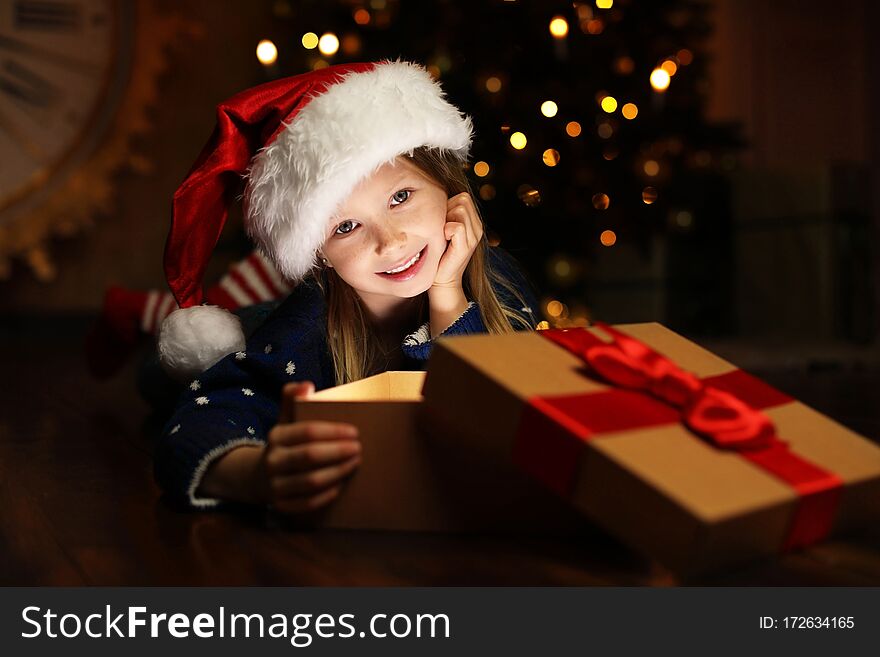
[0,0,128,220]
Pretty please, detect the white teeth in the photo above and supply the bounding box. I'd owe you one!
[384,250,420,274]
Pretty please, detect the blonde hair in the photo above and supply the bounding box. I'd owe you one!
[314,147,533,385]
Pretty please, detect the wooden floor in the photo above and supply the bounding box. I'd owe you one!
[2,317,879,586]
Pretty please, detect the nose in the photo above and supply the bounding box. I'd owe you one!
[372,218,407,256]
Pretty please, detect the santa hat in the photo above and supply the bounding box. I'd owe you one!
[158,60,473,380]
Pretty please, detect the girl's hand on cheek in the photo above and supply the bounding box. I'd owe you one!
[257,381,362,514]
[428,192,483,336]
[432,192,483,290]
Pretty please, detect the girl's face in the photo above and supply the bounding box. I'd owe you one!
[321,157,449,304]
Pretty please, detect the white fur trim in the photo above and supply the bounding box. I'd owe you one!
[187,437,264,508]
[245,60,473,281]
[403,301,477,345]
[157,305,246,381]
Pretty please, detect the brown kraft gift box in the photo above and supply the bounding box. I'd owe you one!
[420,322,880,575]
[294,371,584,532]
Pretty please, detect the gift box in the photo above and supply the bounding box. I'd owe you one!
[421,322,880,575]
[295,371,583,532]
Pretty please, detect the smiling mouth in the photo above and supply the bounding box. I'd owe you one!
[378,246,425,275]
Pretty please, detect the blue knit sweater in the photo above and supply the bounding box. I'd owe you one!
[154,246,539,509]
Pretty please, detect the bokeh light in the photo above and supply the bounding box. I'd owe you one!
[643,159,660,176]
[256,39,278,65]
[597,122,613,139]
[592,193,610,210]
[486,76,502,93]
[600,96,618,113]
[596,0,614,8]
[600,230,617,246]
[517,184,541,206]
[510,131,527,149]
[479,184,496,200]
[614,56,635,75]
[565,121,582,137]
[549,17,569,37]
[353,8,371,25]
[541,100,559,117]
[642,186,658,204]
[542,149,560,167]
[621,102,638,119]
[473,161,490,177]
[650,68,671,91]
[318,33,339,56]
[661,59,678,76]
[301,32,319,49]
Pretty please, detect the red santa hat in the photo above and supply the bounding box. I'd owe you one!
[158,60,473,379]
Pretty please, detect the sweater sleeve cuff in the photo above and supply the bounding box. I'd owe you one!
[186,437,264,509]
[401,301,484,360]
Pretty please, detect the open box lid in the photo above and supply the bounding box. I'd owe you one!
[307,371,425,402]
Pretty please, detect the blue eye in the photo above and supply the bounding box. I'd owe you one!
[391,189,411,206]
[334,220,359,235]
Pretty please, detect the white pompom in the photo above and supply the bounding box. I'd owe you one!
[158,306,246,381]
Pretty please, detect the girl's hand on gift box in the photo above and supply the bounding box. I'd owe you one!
[257,381,362,514]
[428,192,483,336]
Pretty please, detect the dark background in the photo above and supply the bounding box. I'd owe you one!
[2,0,879,375]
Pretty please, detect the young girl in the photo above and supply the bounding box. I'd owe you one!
[154,61,539,513]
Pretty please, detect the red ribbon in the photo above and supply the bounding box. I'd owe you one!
[515,324,843,552]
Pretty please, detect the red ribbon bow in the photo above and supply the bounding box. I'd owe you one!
[544,323,776,452]
[530,323,844,552]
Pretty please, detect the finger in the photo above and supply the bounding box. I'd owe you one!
[444,220,466,243]
[273,484,343,514]
[265,439,362,475]
[270,454,361,496]
[279,381,314,422]
[268,420,358,447]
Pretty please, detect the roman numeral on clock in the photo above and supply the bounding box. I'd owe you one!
[14,0,82,31]
[0,59,59,109]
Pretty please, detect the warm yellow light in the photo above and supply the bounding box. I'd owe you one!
[600,230,617,246]
[474,161,490,177]
[596,0,613,8]
[353,8,371,25]
[486,76,502,93]
[661,59,678,76]
[301,32,319,49]
[318,32,339,56]
[614,56,635,75]
[542,149,560,167]
[592,193,610,210]
[553,258,571,278]
[547,300,564,317]
[565,121,582,137]
[549,16,569,38]
[621,102,638,119]
[510,131,527,149]
[644,159,660,176]
[541,100,558,117]
[600,96,617,113]
[584,19,604,35]
[518,184,541,206]
[642,187,658,204]
[536,320,550,331]
[650,68,671,91]
[256,39,278,65]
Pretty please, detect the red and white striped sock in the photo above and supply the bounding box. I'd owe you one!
[100,250,291,340]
